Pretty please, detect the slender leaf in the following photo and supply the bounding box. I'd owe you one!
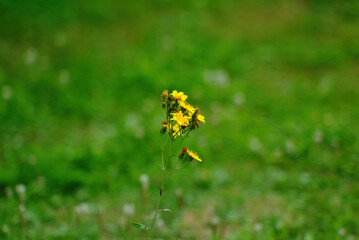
[131,222,150,230]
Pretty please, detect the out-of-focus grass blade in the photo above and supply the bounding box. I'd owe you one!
[131,222,150,230]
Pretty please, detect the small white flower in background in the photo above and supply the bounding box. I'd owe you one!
[15,184,26,196]
[19,203,25,213]
[313,130,323,143]
[203,69,229,88]
[175,188,183,196]
[233,92,245,106]
[300,172,311,184]
[156,217,165,228]
[338,228,346,236]
[209,216,220,226]
[24,47,38,65]
[253,222,262,232]
[59,70,70,86]
[139,174,149,189]
[275,220,283,229]
[2,85,13,100]
[123,203,135,217]
[249,137,262,153]
[2,224,9,235]
[125,113,145,139]
[285,140,296,153]
[273,148,282,158]
[74,203,90,215]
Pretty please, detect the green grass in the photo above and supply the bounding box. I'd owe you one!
[1,0,359,239]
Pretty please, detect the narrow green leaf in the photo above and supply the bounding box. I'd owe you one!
[159,208,173,213]
[131,222,150,230]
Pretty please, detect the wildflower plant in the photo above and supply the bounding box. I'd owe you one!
[132,90,205,237]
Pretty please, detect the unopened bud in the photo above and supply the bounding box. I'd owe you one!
[160,121,168,134]
[179,147,188,159]
[161,90,169,99]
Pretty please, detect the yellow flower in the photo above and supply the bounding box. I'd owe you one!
[197,114,205,123]
[171,111,190,127]
[171,124,181,138]
[179,101,195,116]
[187,149,202,162]
[171,90,188,102]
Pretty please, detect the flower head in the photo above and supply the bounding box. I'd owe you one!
[171,124,181,139]
[179,101,195,116]
[171,111,190,127]
[197,114,205,123]
[171,90,188,102]
[187,149,202,162]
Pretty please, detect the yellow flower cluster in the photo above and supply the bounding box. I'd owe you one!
[161,90,205,138]
[160,90,205,162]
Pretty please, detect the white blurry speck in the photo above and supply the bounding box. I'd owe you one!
[313,130,323,143]
[15,184,26,196]
[209,216,220,226]
[59,70,70,86]
[253,223,262,232]
[74,203,90,215]
[139,174,149,189]
[304,232,314,240]
[156,217,165,228]
[24,47,38,65]
[233,92,245,106]
[203,69,229,88]
[300,172,310,184]
[285,140,296,153]
[276,221,283,229]
[249,138,262,153]
[123,203,135,217]
[175,188,183,197]
[273,148,282,158]
[2,224,9,235]
[55,32,67,47]
[2,85,13,100]
[125,113,145,139]
[318,76,333,94]
[19,203,25,213]
[142,99,154,112]
[338,228,346,236]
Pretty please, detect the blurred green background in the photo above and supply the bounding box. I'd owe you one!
[1,0,359,239]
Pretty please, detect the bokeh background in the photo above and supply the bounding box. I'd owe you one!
[1,0,359,239]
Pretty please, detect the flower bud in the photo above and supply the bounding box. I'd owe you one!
[160,121,168,134]
[179,147,188,159]
[161,90,169,100]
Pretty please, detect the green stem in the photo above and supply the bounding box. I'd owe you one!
[149,140,173,238]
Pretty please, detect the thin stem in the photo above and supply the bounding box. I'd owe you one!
[149,140,173,238]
